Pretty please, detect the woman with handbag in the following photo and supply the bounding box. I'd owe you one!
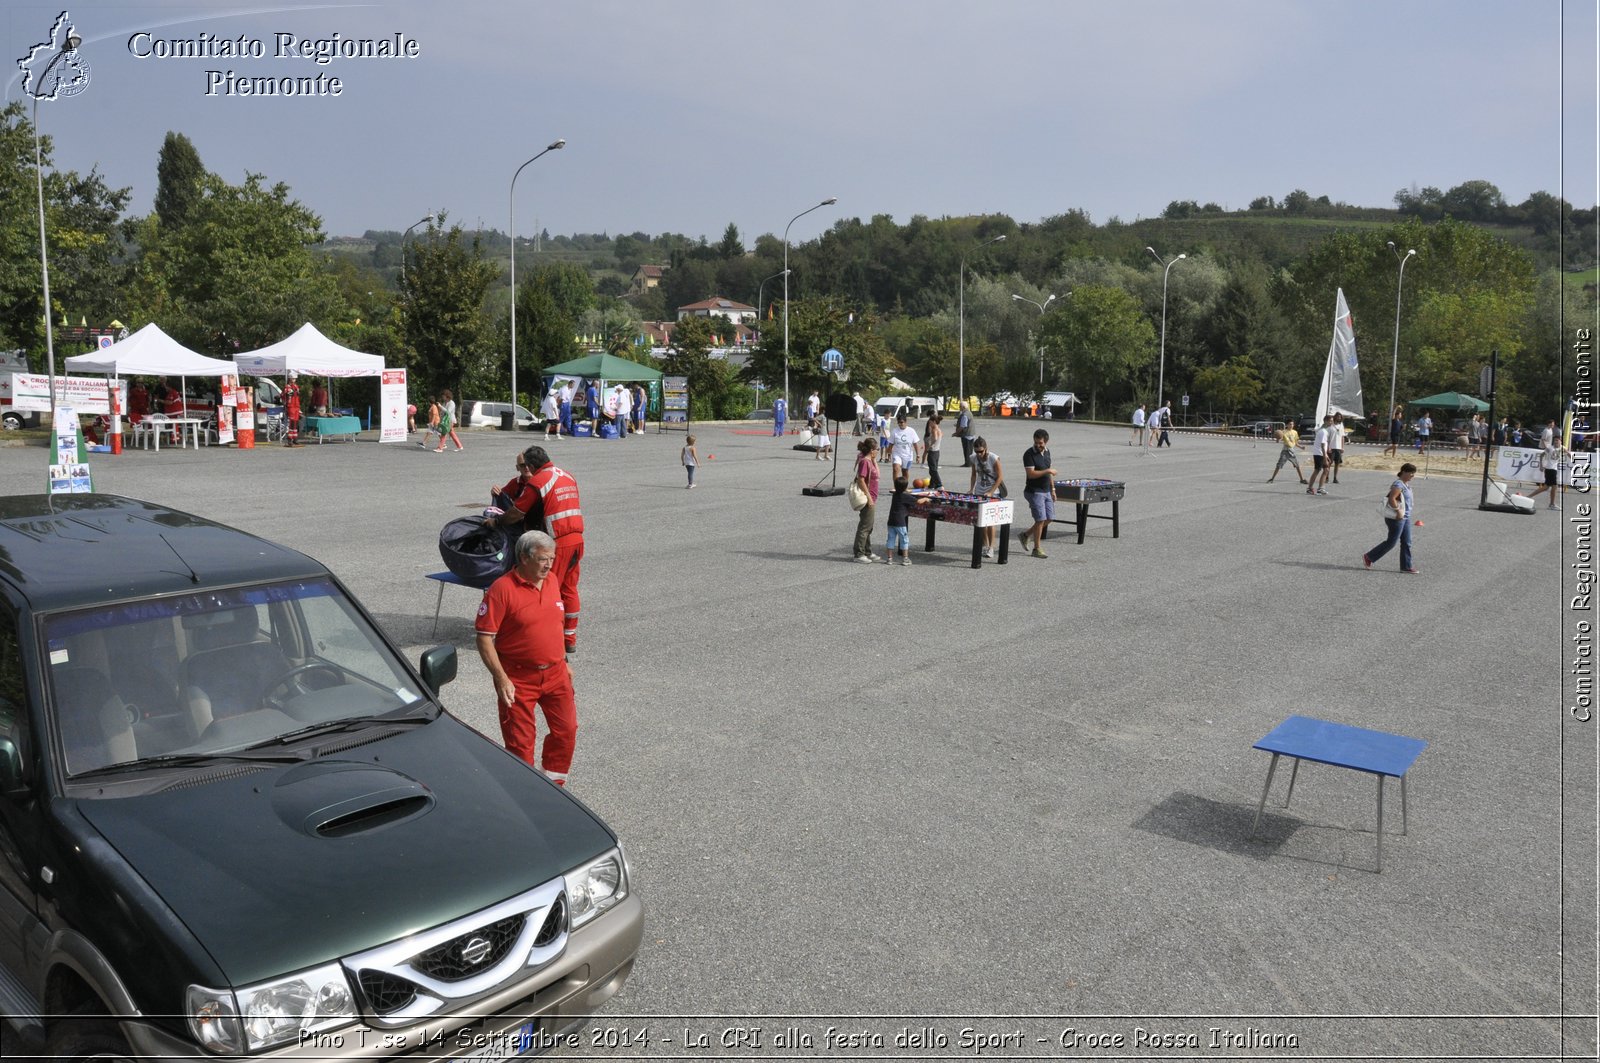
[851,438,881,563]
[1362,462,1419,574]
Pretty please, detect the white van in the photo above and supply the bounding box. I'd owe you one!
[0,350,31,428]
[872,395,937,422]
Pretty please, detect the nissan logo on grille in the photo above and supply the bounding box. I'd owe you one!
[458,936,493,967]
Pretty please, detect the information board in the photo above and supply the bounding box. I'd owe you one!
[662,375,689,427]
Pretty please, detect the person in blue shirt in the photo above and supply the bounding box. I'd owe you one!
[773,396,787,437]
[584,381,600,436]
[1362,463,1419,574]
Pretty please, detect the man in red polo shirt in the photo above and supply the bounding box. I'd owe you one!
[475,531,577,785]
[494,446,585,653]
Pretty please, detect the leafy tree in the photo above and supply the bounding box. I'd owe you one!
[1440,180,1505,222]
[1248,195,1276,211]
[1194,356,1264,420]
[0,102,131,354]
[153,131,204,229]
[663,314,737,418]
[525,261,594,322]
[1283,189,1312,214]
[124,171,346,353]
[741,299,893,402]
[513,285,577,391]
[880,315,955,394]
[399,216,500,399]
[1036,284,1156,419]
[717,223,742,259]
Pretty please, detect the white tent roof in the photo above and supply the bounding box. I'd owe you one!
[63,323,235,377]
[232,322,385,378]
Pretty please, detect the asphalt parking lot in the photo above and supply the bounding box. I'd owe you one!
[0,418,1591,1060]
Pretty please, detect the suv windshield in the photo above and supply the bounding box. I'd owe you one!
[43,578,427,778]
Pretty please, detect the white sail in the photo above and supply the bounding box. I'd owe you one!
[1315,288,1363,422]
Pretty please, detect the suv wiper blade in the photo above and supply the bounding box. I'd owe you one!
[271,713,429,746]
[72,750,308,778]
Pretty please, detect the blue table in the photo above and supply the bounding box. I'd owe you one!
[426,571,475,636]
[1248,715,1426,872]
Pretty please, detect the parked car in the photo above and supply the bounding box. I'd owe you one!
[1239,419,1286,437]
[463,400,537,429]
[0,494,641,1061]
[748,407,774,421]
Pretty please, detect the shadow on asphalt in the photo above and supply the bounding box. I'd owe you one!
[1130,791,1297,860]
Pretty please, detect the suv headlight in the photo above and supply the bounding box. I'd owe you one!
[187,963,356,1054]
[565,846,628,929]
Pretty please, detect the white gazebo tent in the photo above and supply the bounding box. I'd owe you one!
[64,322,235,378]
[232,322,385,378]
[64,323,235,445]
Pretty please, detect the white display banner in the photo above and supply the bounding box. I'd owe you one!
[12,373,126,414]
[1497,445,1578,486]
[380,368,409,443]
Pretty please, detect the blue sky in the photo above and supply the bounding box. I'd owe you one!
[7,0,1596,243]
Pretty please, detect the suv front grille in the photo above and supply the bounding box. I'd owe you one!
[343,878,569,1026]
[413,914,526,982]
[358,970,418,1014]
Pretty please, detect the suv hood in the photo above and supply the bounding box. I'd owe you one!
[74,716,614,986]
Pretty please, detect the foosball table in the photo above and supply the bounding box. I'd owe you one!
[1051,478,1125,544]
[906,489,1015,568]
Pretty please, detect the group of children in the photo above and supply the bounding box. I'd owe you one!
[415,389,465,452]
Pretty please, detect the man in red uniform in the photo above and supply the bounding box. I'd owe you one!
[475,531,577,785]
[283,371,302,446]
[494,446,584,653]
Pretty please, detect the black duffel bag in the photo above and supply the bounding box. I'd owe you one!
[438,516,513,589]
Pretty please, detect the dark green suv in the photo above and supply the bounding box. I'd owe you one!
[0,495,641,1060]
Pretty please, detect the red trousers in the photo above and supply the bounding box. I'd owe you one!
[497,660,576,781]
[555,535,584,650]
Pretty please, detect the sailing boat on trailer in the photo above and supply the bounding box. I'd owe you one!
[1314,287,1363,425]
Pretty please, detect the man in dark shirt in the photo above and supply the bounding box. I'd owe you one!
[1019,429,1057,559]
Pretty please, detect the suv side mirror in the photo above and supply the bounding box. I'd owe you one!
[419,646,457,695]
[0,736,30,797]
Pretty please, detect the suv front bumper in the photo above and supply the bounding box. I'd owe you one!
[121,894,643,1063]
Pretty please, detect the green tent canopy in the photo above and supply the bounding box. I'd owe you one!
[1407,390,1489,412]
[542,353,662,383]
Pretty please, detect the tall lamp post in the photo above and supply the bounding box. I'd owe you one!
[1011,292,1059,385]
[782,197,837,412]
[753,269,789,411]
[508,139,566,410]
[24,19,87,421]
[1146,246,1186,405]
[1386,241,1417,422]
[399,214,434,286]
[958,234,1007,402]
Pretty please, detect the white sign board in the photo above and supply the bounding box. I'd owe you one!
[11,373,126,414]
[380,369,409,443]
[976,498,1015,528]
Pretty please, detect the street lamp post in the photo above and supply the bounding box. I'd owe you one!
[399,214,434,286]
[782,197,837,413]
[753,269,789,413]
[1387,241,1417,422]
[959,234,1007,402]
[1011,292,1059,385]
[25,22,86,421]
[509,139,566,411]
[1146,246,1186,405]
